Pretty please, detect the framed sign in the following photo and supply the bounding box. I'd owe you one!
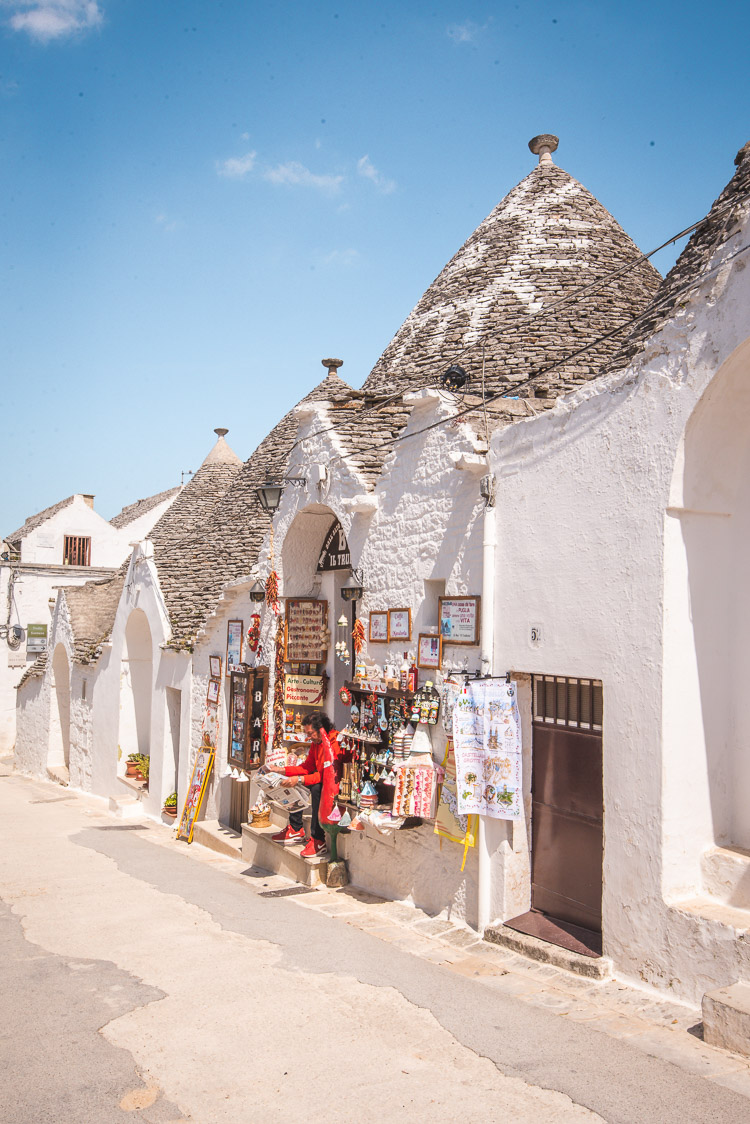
[207,678,220,705]
[177,748,215,843]
[209,655,222,679]
[284,674,325,708]
[369,612,388,643]
[388,608,412,642]
[317,519,351,571]
[439,596,480,646]
[26,623,48,654]
[228,667,268,769]
[285,599,328,663]
[226,620,244,675]
[417,633,442,670]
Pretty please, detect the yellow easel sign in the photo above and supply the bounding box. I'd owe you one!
[177,748,214,843]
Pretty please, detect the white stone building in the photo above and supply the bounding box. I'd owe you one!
[1,487,178,755]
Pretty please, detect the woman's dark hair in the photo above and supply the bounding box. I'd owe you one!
[303,712,334,733]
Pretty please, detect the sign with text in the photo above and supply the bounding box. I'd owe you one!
[284,674,325,708]
[285,599,328,663]
[317,519,351,572]
[26,623,48,653]
[438,596,480,646]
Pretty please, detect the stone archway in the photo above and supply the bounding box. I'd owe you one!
[663,337,750,853]
[119,608,153,769]
[48,644,71,770]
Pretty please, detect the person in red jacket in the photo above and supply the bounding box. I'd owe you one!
[271,713,340,857]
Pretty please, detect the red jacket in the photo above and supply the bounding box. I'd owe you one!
[284,730,340,787]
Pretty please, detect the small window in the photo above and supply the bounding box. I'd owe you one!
[63,535,91,566]
[533,675,603,732]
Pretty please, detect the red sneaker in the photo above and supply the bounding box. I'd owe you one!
[301,838,328,859]
[271,826,305,846]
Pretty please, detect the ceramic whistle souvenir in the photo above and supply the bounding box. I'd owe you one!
[378,698,388,731]
[351,703,360,727]
[339,686,352,706]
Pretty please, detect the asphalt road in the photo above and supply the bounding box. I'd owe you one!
[2,772,749,1123]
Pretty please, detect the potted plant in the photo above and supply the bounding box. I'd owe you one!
[135,754,150,784]
[163,791,178,819]
[125,754,141,778]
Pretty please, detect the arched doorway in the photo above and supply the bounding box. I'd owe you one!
[664,337,750,852]
[48,643,71,770]
[119,608,153,770]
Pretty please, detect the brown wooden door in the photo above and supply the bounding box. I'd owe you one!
[531,677,603,934]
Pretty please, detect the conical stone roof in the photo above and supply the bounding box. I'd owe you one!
[364,146,661,398]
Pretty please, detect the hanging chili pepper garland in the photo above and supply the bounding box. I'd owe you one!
[352,618,365,655]
[272,615,285,751]
[265,569,279,610]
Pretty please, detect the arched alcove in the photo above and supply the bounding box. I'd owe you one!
[48,644,71,769]
[119,608,153,767]
[664,337,750,854]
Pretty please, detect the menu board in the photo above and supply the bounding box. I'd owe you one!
[438,596,480,646]
[285,599,328,663]
[284,674,325,708]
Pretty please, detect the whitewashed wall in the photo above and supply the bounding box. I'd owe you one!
[488,203,750,1002]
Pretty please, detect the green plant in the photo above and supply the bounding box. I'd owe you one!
[163,791,177,809]
[135,754,150,782]
[127,753,140,763]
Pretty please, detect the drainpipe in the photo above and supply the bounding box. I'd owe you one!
[477,472,496,935]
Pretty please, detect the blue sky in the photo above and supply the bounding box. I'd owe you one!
[2,0,749,535]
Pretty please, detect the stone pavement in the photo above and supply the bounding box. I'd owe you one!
[130,806,750,1100]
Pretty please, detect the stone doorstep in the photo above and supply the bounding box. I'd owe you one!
[703,981,750,1058]
[192,819,243,861]
[701,845,750,911]
[108,794,146,820]
[242,822,329,888]
[46,764,69,786]
[484,924,613,980]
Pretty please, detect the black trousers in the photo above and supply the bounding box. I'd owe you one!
[289,782,324,841]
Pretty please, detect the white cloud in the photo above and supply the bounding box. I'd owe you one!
[155,213,178,233]
[357,155,396,195]
[217,151,257,179]
[4,1,102,41]
[447,20,479,43]
[263,161,344,194]
[321,248,359,268]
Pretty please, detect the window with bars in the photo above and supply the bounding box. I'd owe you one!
[532,675,603,732]
[63,535,91,566]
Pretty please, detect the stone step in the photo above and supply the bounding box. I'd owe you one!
[483,924,613,980]
[108,794,146,820]
[703,981,750,1057]
[192,819,243,860]
[47,764,69,786]
[242,822,328,887]
[702,845,750,910]
[671,894,750,933]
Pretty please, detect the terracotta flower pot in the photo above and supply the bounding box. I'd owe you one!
[125,762,139,777]
[163,807,177,819]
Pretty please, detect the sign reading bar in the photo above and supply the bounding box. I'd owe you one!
[284,674,325,708]
[438,596,481,646]
[285,599,328,663]
[317,520,351,572]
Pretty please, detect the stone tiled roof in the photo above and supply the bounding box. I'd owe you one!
[605,141,750,372]
[5,495,77,545]
[16,651,48,688]
[63,575,127,663]
[109,485,181,529]
[154,372,360,649]
[363,158,661,400]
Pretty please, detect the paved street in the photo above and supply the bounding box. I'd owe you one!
[2,766,750,1124]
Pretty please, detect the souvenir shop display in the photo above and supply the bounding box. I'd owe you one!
[335,614,350,663]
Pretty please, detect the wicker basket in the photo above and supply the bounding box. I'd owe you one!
[251,810,272,828]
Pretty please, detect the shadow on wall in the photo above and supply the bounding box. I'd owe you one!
[678,336,750,850]
[49,643,71,770]
[119,609,153,764]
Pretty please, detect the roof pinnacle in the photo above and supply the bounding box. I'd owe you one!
[322,358,343,377]
[528,134,559,165]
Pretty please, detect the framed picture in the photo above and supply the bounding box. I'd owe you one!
[438,596,480,646]
[417,633,442,670]
[226,620,243,675]
[209,655,222,679]
[285,599,328,663]
[369,611,389,643]
[207,678,220,705]
[388,608,412,642]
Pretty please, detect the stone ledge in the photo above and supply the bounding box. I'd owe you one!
[242,822,328,888]
[702,845,750,910]
[484,924,612,980]
[703,981,750,1057]
[192,819,243,861]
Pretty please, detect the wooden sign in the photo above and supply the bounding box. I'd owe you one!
[177,748,214,843]
[284,674,325,707]
[285,599,328,663]
[317,519,351,571]
[438,596,480,646]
